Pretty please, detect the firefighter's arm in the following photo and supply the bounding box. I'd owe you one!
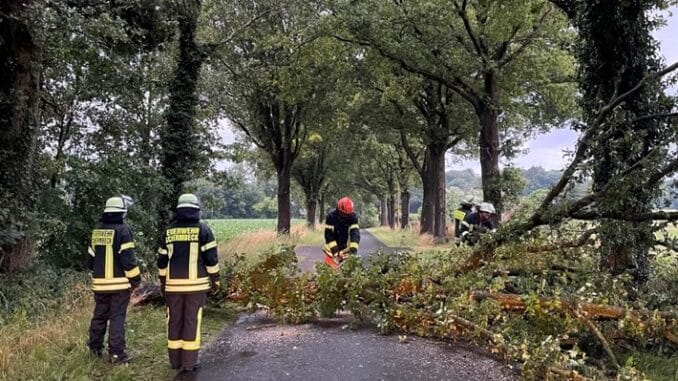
[459,215,473,242]
[86,245,95,271]
[323,215,339,254]
[119,227,141,288]
[157,231,169,291]
[200,223,220,291]
[348,216,360,254]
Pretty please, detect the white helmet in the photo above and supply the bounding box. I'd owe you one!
[461,195,476,206]
[478,202,495,214]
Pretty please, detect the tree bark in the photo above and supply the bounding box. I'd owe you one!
[0,0,41,272]
[380,197,389,226]
[277,158,292,234]
[388,194,396,229]
[401,189,410,229]
[433,144,447,239]
[419,157,435,235]
[305,197,317,229]
[477,70,502,215]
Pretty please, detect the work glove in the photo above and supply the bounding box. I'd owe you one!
[323,242,340,255]
[210,275,221,296]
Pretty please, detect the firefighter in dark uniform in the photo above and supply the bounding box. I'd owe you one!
[87,196,141,365]
[158,193,220,372]
[459,202,497,246]
[453,195,476,245]
[323,197,360,265]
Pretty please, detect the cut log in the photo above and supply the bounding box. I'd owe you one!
[469,292,677,344]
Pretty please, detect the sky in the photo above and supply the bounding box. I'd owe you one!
[217,6,678,173]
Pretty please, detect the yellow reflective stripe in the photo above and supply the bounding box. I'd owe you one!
[158,268,167,277]
[453,210,466,221]
[206,264,219,274]
[167,340,183,349]
[189,242,199,280]
[92,283,130,291]
[119,242,135,252]
[164,284,210,293]
[327,241,337,248]
[461,221,471,228]
[92,277,130,285]
[349,224,359,230]
[158,248,168,255]
[88,247,96,257]
[105,245,113,279]
[125,267,140,278]
[166,277,209,286]
[324,225,334,231]
[349,241,359,249]
[201,241,217,252]
[183,307,203,351]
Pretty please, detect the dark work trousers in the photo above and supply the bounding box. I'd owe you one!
[165,292,207,369]
[88,291,131,355]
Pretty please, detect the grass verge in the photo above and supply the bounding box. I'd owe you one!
[0,284,237,381]
[366,226,443,252]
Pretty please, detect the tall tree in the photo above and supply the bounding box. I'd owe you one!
[331,0,577,214]
[159,0,208,226]
[552,0,676,282]
[205,0,346,233]
[0,0,42,271]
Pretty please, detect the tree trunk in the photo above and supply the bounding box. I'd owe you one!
[401,189,410,229]
[477,91,501,215]
[380,197,389,226]
[572,2,665,284]
[388,194,396,229]
[0,0,41,272]
[277,156,292,234]
[159,0,204,227]
[433,144,447,239]
[305,196,317,229]
[319,194,325,222]
[419,150,435,235]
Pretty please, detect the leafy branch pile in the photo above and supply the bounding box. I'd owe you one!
[226,242,677,380]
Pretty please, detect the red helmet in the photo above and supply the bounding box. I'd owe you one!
[337,197,354,215]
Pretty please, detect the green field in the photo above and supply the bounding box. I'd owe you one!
[206,219,304,242]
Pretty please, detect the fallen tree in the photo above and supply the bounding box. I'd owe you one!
[218,244,676,380]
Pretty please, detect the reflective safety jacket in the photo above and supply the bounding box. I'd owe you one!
[453,205,474,238]
[87,213,141,293]
[323,209,360,253]
[459,211,496,237]
[157,208,219,293]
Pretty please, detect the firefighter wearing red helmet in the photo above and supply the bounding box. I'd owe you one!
[323,197,360,264]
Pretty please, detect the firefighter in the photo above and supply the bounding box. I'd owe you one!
[453,195,476,245]
[459,202,497,246]
[158,193,220,372]
[323,196,360,265]
[87,195,141,365]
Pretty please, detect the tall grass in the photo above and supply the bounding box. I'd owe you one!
[366,226,441,252]
[0,290,235,381]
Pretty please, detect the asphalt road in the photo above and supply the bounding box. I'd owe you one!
[294,229,395,272]
[172,230,517,381]
[174,312,517,381]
